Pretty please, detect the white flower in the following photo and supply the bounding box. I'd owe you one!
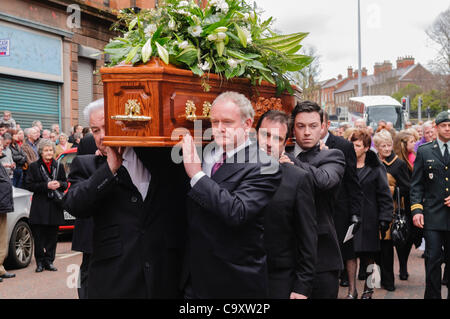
[178,1,189,7]
[188,25,203,37]
[144,24,157,36]
[198,61,211,71]
[242,27,252,44]
[168,19,176,30]
[207,34,218,41]
[217,1,229,14]
[142,39,153,63]
[192,15,201,25]
[217,32,226,40]
[178,41,189,49]
[227,58,239,69]
[209,0,219,6]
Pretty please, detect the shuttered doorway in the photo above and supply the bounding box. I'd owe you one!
[0,74,60,129]
[77,57,94,127]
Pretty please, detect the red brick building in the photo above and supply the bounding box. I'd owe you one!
[0,0,156,132]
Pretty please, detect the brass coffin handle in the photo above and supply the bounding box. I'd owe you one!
[181,100,211,121]
[111,99,152,122]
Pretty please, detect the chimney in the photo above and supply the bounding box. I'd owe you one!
[374,61,392,75]
[396,56,415,69]
[362,67,368,77]
[347,66,353,79]
[337,74,343,80]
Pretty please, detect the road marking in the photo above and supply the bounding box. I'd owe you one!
[56,252,82,259]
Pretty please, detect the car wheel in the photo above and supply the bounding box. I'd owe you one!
[5,221,34,269]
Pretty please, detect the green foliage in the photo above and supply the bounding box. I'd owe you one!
[392,84,423,103]
[411,90,449,112]
[103,0,312,93]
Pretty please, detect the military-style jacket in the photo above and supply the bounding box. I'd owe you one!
[410,140,450,231]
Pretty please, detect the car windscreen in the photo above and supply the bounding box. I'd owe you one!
[367,105,402,129]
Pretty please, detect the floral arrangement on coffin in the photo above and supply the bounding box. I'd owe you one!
[104,0,313,94]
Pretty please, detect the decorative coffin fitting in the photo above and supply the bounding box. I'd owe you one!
[100,58,297,147]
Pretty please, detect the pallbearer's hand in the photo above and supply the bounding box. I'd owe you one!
[279,151,294,165]
[106,146,124,175]
[445,196,450,207]
[290,292,307,299]
[182,134,202,178]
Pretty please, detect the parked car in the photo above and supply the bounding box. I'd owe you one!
[56,148,78,232]
[5,187,33,269]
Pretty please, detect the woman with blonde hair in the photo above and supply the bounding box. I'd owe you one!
[54,133,72,158]
[373,129,413,291]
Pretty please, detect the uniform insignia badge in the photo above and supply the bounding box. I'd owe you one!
[429,173,433,179]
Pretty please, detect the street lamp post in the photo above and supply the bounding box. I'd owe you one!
[357,0,362,97]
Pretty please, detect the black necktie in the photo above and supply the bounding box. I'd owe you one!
[297,151,307,162]
[444,144,449,164]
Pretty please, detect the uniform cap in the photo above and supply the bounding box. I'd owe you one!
[435,110,450,125]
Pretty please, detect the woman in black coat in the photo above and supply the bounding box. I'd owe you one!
[25,139,67,273]
[373,129,413,291]
[9,129,28,188]
[350,130,393,299]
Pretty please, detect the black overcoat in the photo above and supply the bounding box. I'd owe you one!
[353,150,393,253]
[25,157,67,225]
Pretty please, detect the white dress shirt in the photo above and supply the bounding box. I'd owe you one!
[121,147,151,201]
[190,138,252,187]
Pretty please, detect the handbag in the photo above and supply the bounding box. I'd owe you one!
[40,162,65,207]
[390,187,409,246]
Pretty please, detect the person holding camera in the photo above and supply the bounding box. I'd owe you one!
[25,139,67,273]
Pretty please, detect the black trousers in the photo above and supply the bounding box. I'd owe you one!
[31,224,58,266]
[310,270,340,299]
[377,240,395,287]
[77,253,90,299]
[424,230,450,299]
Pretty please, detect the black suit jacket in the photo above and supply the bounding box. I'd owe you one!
[71,135,97,254]
[325,133,363,243]
[263,163,317,298]
[64,148,189,298]
[288,145,345,272]
[182,142,282,298]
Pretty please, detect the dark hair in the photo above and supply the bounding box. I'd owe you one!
[350,129,372,148]
[256,110,292,142]
[291,101,324,123]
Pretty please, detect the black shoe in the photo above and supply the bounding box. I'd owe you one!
[382,284,396,291]
[0,272,16,279]
[35,264,44,273]
[399,272,409,280]
[44,263,57,271]
[340,279,350,287]
[345,291,358,299]
[361,289,374,299]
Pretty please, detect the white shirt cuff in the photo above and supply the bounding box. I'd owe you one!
[190,171,206,187]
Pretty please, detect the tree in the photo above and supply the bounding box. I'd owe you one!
[289,46,321,101]
[411,90,448,113]
[392,83,423,103]
[426,7,450,76]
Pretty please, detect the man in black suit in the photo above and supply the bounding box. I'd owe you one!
[256,110,317,299]
[288,101,346,299]
[71,127,98,299]
[321,111,363,298]
[64,98,189,298]
[180,91,282,298]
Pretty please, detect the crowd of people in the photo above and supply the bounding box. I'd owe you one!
[0,110,90,282]
[0,95,449,300]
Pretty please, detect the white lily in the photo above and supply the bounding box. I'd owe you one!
[198,61,211,71]
[207,34,218,41]
[216,32,227,41]
[142,39,153,63]
[217,1,229,14]
[242,27,252,44]
[168,19,176,30]
[144,24,157,36]
[227,58,239,69]
[178,41,189,49]
[188,25,203,37]
[178,0,189,7]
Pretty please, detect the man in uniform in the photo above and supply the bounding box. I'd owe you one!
[411,110,450,299]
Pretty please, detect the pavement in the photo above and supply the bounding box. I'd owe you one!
[0,237,448,299]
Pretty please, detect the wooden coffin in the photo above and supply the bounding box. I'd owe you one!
[100,58,297,147]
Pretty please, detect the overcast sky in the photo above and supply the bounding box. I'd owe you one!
[254,0,449,81]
